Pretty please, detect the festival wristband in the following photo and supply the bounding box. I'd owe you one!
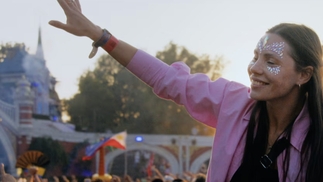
[102,35,118,53]
[88,29,119,58]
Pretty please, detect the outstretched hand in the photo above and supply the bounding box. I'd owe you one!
[1,163,16,182]
[49,0,102,41]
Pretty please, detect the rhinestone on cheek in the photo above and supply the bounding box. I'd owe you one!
[267,66,281,75]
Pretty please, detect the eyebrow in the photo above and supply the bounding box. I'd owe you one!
[254,48,283,59]
[262,50,283,60]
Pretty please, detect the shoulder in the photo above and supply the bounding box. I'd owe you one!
[216,78,252,103]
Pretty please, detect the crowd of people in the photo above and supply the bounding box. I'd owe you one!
[1,163,206,182]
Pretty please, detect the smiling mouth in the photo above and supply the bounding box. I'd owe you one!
[251,79,269,85]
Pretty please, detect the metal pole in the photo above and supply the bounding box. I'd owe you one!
[185,136,190,172]
[178,136,183,177]
[124,149,128,176]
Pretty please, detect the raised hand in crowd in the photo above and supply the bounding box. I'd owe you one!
[28,166,41,182]
[1,163,17,182]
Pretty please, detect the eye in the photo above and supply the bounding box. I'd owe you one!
[265,57,276,65]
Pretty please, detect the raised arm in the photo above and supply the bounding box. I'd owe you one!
[49,0,137,66]
[49,0,238,128]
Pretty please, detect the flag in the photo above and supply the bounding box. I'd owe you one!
[82,131,127,160]
[102,131,127,149]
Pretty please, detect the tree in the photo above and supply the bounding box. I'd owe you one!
[28,137,69,176]
[0,43,28,62]
[64,42,226,135]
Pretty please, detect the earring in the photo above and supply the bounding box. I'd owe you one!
[298,84,301,88]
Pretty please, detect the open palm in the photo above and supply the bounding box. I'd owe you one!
[49,0,101,40]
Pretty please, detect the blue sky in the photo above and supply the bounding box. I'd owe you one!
[1,0,323,99]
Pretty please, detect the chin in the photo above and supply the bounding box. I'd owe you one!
[249,92,264,101]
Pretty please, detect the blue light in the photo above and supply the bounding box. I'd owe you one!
[31,82,40,87]
[51,116,58,122]
[135,136,143,142]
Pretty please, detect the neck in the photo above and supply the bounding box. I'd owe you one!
[266,95,305,135]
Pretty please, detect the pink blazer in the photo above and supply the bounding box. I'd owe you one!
[127,50,310,182]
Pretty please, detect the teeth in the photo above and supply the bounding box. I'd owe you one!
[252,80,266,85]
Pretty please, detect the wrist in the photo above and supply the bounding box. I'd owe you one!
[88,29,119,58]
[89,26,103,41]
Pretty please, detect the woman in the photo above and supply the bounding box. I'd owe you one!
[49,0,323,181]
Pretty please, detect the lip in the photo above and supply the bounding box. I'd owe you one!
[250,77,269,87]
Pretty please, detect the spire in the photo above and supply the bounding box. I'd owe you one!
[35,26,45,59]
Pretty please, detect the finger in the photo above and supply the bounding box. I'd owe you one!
[74,0,82,11]
[48,20,69,31]
[48,20,76,35]
[57,0,73,14]
[1,163,5,176]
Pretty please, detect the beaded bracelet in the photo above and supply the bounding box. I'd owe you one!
[88,29,119,58]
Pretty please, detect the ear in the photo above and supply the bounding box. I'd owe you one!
[298,66,313,85]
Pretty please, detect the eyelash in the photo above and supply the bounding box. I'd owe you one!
[251,56,276,65]
[266,58,276,65]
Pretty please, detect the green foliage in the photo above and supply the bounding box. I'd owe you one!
[0,42,27,62]
[156,42,224,80]
[28,137,69,174]
[64,42,225,135]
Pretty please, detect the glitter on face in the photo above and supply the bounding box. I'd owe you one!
[261,36,269,50]
[258,36,285,59]
[267,66,281,75]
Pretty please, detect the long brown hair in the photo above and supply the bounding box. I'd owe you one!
[242,23,323,181]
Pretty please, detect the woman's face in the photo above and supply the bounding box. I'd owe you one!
[248,33,301,102]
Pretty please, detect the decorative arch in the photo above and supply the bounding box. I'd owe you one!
[0,109,18,135]
[190,149,211,173]
[104,143,179,174]
[0,125,17,174]
[0,108,18,175]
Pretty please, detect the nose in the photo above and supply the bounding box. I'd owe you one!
[248,59,263,76]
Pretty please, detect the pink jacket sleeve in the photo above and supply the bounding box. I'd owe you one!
[126,50,247,128]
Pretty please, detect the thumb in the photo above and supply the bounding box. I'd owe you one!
[48,20,68,31]
[1,163,5,176]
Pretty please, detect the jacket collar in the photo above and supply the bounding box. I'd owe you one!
[242,99,310,152]
[289,99,310,152]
